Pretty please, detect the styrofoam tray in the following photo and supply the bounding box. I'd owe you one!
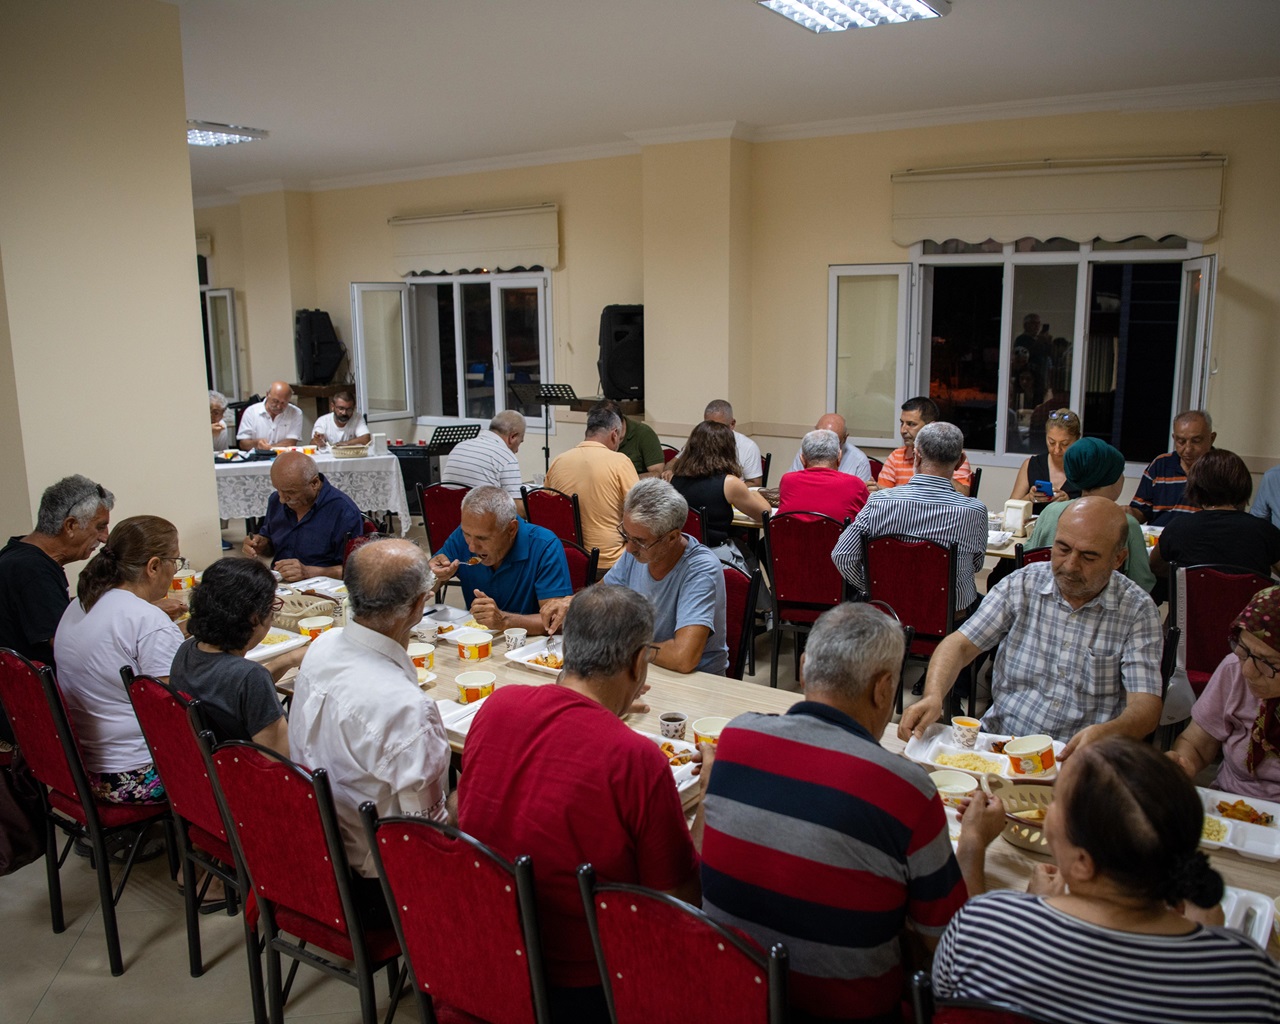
[1197,787,1280,862]
[504,636,564,677]
[640,732,701,803]
[435,695,489,741]
[245,627,308,663]
[904,723,1064,781]
[423,605,493,635]
[291,576,348,597]
[1222,886,1275,948]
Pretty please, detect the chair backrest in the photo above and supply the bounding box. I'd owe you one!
[417,482,470,554]
[910,969,1055,1024]
[363,808,549,1024]
[579,865,788,1024]
[683,505,705,543]
[864,536,958,645]
[0,649,84,804]
[760,451,773,487]
[661,445,679,464]
[126,673,227,843]
[1174,563,1274,679]
[561,538,600,593]
[206,740,353,934]
[723,565,762,681]
[343,514,381,565]
[521,486,583,546]
[1013,543,1052,568]
[968,466,983,499]
[867,456,885,481]
[763,511,850,619]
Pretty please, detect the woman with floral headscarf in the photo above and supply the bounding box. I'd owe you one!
[1168,586,1280,800]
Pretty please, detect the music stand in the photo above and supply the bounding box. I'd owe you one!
[425,423,481,456]
[510,382,580,476]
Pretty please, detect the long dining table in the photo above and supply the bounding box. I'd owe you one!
[413,630,1280,956]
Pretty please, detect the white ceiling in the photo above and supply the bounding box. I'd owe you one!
[175,0,1280,206]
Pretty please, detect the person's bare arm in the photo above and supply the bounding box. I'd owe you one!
[1059,692,1163,760]
[244,534,272,558]
[653,624,712,674]
[540,595,572,635]
[251,717,290,758]
[262,645,307,682]
[273,559,342,582]
[898,632,983,740]
[469,590,548,635]
[725,476,771,522]
[643,461,665,478]
[954,794,1007,897]
[280,436,300,447]
[1167,721,1222,780]
[1010,457,1033,502]
[336,433,372,447]
[1148,541,1170,579]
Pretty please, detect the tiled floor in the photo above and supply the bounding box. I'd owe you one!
[0,525,985,1023]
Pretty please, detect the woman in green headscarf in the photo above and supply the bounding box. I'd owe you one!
[1024,436,1156,594]
[1169,586,1280,801]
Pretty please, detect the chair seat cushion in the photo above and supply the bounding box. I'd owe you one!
[48,788,168,829]
[273,905,400,964]
[187,824,234,865]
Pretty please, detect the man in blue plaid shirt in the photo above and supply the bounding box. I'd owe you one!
[899,497,1162,760]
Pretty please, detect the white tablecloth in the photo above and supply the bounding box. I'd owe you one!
[215,453,411,534]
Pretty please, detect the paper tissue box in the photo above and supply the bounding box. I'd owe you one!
[1003,499,1033,538]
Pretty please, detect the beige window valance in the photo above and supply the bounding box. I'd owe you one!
[890,156,1226,246]
[388,203,560,275]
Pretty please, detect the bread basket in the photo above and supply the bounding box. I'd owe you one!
[331,444,370,459]
[989,776,1055,853]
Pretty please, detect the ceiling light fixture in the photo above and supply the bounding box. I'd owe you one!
[757,0,950,33]
[186,120,270,146]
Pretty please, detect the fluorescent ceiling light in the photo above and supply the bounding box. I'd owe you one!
[186,120,269,146]
[757,0,949,33]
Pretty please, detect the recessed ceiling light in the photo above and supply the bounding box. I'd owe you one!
[757,0,950,33]
[186,120,270,146]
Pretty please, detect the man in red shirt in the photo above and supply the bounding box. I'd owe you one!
[457,584,702,1023]
[777,428,869,523]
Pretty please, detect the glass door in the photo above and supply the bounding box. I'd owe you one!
[351,282,412,422]
[494,277,548,419]
[202,287,239,397]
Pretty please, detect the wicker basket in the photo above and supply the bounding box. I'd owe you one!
[274,589,340,633]
[989,777,1055,853]
[331,444,370,459]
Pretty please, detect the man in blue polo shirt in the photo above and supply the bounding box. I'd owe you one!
[428,486,572,634]
[243,450,363,582]
[1129,409,1217,526]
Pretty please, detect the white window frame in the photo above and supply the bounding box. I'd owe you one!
[200,285,240,399]
[350,281,413,423]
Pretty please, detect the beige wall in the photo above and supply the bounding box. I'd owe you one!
[0,248,30,531]
[0,0,219,569]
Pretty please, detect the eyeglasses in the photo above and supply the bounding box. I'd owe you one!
[617,525,668,552]
[270,597,286,613]
[164,555,189,572]
[1047,410,1079,424]
[643,643,661,664]
[1229,635,1280,679]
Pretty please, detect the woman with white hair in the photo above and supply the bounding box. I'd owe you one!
[209,390,229,451]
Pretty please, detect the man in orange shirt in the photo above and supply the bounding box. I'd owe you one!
[876,397,973,495]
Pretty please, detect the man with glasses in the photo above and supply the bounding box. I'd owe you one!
[429,486,571,634]
[458,585,703,1023]
[901,497,1163,759]
[236,380,306,451]
[310,389,371,448]
[243,450,363,581]
[599,478,728,675]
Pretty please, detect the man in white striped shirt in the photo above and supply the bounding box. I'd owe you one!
[831,421,987,610]
[441,411,526,509]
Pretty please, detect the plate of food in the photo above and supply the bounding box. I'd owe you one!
[1196,787,1280,862]
[245,626,308,663]
[903,723,1065,781]
[504,636,564,676]
[641,733,701,803]
[424,605,471,635]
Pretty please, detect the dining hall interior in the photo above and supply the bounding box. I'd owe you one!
[2,2,1280,1022]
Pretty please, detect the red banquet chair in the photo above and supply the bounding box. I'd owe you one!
[1013,544,1051,568]
[417,481,469,555]
[344,514,382,565]
[911,970,1055,1024]
[521,486,584,546]
[201,736,404,1024]
[124,670,264,1014]
[360,804,552,1024]
[867,457,885,482]
[683,505,706,544]
[724,564,763,681]
[0,649,174,976]
[562,538,601,593]
[762,511,851,687]
[661,444,679,464]
[863,536,975,716]
[1169,562,1274,698]
[578,864,789,1024]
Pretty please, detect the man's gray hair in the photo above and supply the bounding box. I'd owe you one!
[345,538,432,620]
[802,603,904,702]
[209,390,227,411]
[461,485,517,529]
[563,585,656,679]
[914,421,965,467]
[704,399,734,421]
[1174,409,1212,432]
[489,410,526,435]
[623,478,687,536]
[35,475,115,535]
[801,429,841,466]
[586,404,622,437]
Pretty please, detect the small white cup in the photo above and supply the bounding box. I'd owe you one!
[660,712,688,740]
[951,716,981,749]
[412,620,440,643]
[504,627,528,649]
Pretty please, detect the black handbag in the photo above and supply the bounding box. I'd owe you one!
[0,750,45,875]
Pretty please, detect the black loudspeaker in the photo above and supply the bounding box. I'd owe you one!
[294,309,347,386]
[597,304,644,400]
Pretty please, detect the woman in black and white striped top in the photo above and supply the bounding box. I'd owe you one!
[933,736,1280,1024]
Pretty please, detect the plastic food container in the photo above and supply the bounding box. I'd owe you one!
[297,615,335,640]
[692,716,731,747]
[406,643,435,670]
[171,570,195,591]
[453,629,493,661]
[1004,734,1056,776]
[456,670,496,704]
[929,770,979,808]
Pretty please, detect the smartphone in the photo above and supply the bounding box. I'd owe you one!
[1034,479,1054,496]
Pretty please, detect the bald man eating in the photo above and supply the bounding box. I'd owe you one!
[899,497,1163,759]
[786,412,873,483]
[237,380,306,450]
